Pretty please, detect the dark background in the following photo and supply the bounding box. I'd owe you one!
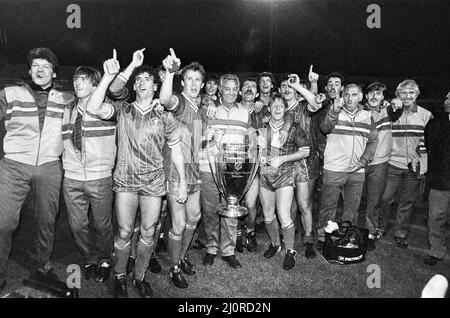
[1,0,449,75]
[0,0,449,106]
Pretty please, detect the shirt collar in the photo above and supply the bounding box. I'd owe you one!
[269,120,284,132]
[29,81,53,93]
[219,98,239,112]
[287,100,299,111]
[404,102,418,113]
[365,102,381,113]
[182,92,199,113]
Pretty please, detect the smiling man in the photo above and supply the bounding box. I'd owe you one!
[61,66,115,284]
[258,93,310,270]
[0,48,73,291]
[200,74,253,269]
[381,79,432,249]
[317,84,378,251]
[86,49,187,298]
[362,82,402,250]
[278,73,323,259]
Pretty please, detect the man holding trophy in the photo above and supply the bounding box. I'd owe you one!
[200,74,258,269]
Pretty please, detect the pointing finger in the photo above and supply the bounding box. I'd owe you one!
[139,48,146,53]
[169,48,177,58]
[113,49,117,60]
[309,65,313,74]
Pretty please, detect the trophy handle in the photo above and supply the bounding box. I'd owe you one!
[240,141,260,201]
[206,138,227,201]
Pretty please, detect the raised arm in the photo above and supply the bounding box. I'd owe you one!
[308,64,319,95]
[86,50,120,119]
[109,48,145,100]
[386,98,403,122]
[159,48,181,110]
[320,96,343,134]
[288,72,323,112]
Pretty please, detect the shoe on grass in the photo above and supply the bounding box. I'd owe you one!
[203,253,216,266]
[423,255,442,266]
[133,278,153,298]
[263,243,281,259]
[169,265,188,289]
[148,255,162,274]
[304,242,316,259]
[180,258,196,276]
[283,249,297,270]
[222,255,242,269]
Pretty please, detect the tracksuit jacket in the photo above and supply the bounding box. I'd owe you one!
[61,99,117,181]
[364,102,403,165]
[320,104,378,172]
[389,103,432,170]
[0,83,73,165]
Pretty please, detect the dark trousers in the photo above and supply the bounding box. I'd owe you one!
[318,169,365,241]
[381,164,420,238]
[0,158,62,282]
[63,176,113,265]
[427,188,450,259]
[364,162,389,235]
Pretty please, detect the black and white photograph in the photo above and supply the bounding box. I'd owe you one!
[0,0,449,302]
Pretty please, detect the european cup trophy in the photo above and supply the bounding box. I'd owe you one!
[207,131,260,218]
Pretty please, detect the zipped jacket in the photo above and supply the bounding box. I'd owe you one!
[390,103,432,169]
[0,83,73,165]
[321,104,378,173]
[62,99,117,181]
[364,102,403,165]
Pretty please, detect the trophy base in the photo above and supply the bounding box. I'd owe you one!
[217,204,248,218]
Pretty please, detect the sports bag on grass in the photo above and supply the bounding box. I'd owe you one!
[322,221,369,265]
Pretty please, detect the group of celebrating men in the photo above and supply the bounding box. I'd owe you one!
[0,47,449,298]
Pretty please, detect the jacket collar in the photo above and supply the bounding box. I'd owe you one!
[364,102,382,113]
[404,102,418,113]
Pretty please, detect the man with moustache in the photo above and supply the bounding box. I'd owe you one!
[362,82,403,250]
[381,79,432,249]
[0,48,73,291]
[317,84,378,251]
[423,92,450,266]
[315,72,345,166]
[234,77,263,253]
[61,66,115,283]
